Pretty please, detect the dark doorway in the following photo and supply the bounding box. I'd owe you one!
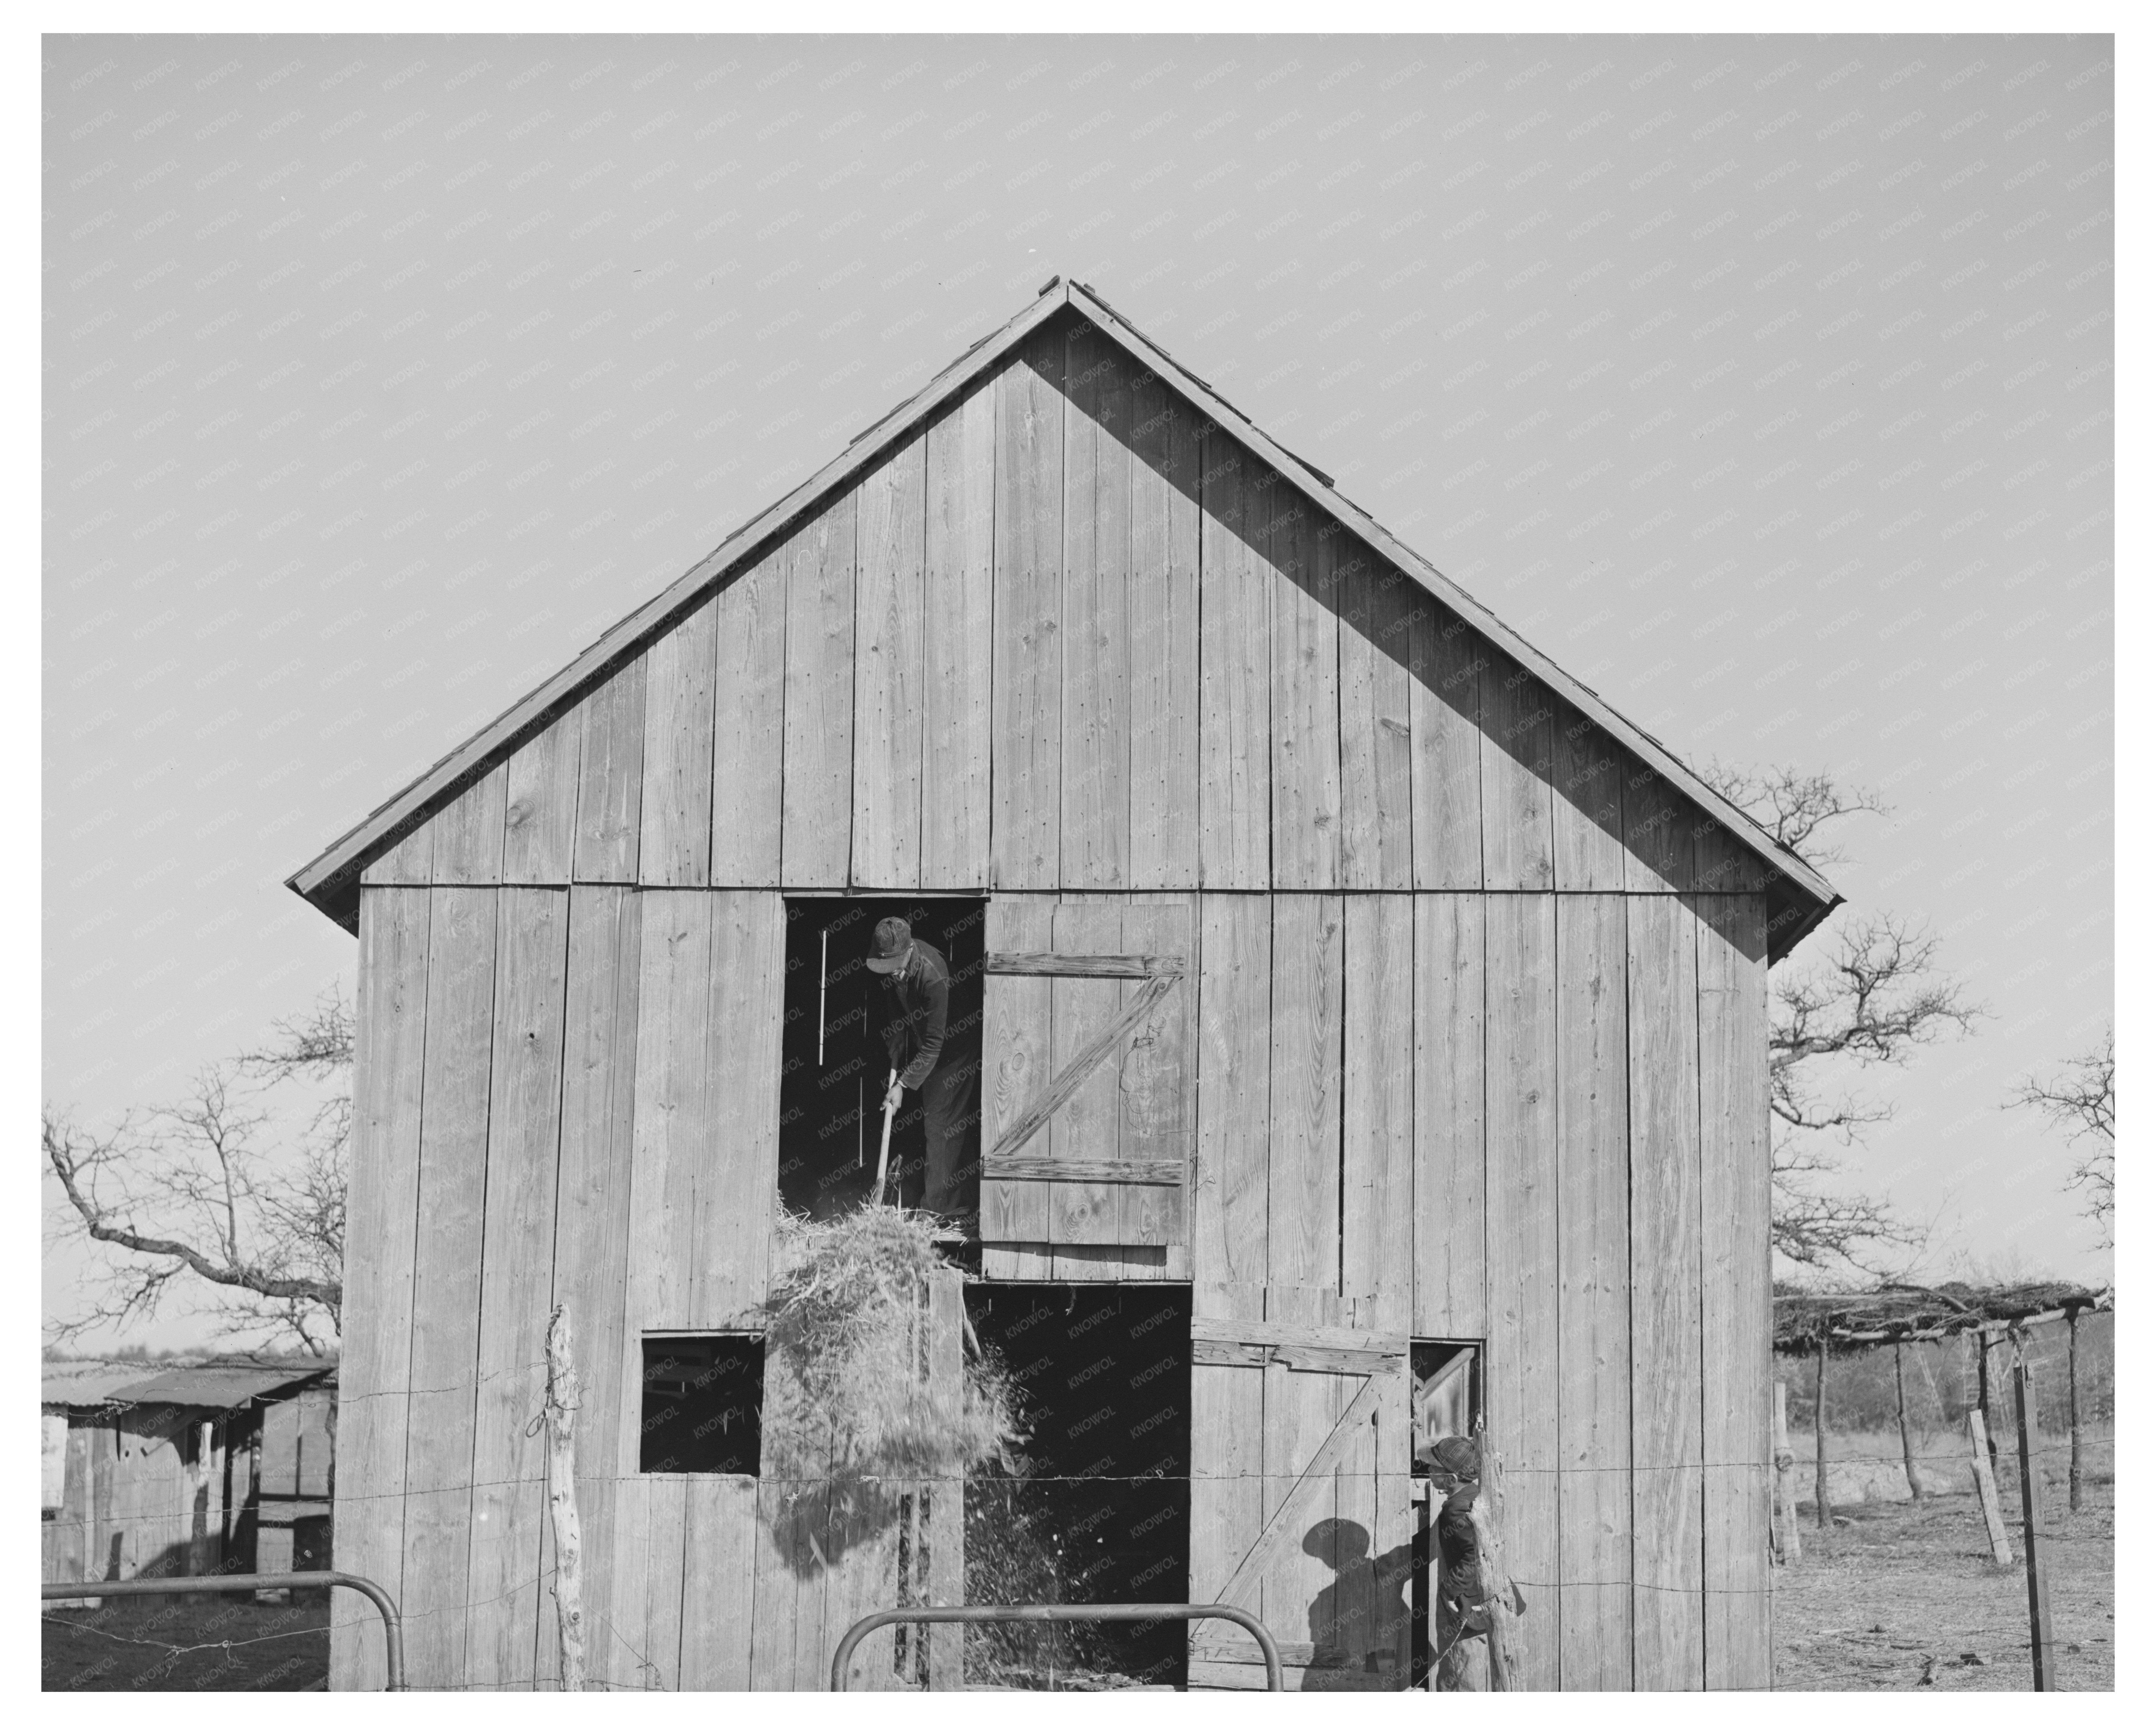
[964,1283,1192,1690]
[777,895,986,1223]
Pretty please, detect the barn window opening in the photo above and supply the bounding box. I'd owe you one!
[777,896,987,1236]
[1409,1340,1483,1690]
[1410,1341,1481,1474]
[639,1334,763,1475]
[965,1282,1192,1689]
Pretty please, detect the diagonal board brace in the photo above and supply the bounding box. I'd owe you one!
[1210,1370,1389,1615]
[984,966,1180,1163]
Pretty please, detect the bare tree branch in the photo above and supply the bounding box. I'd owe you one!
[2009,1029,2115,1245]
[43,992,351,1349]
[1698,761,1984,1280]
[1697,759,1889,869]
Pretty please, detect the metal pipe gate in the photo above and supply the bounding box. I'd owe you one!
[41,1571,406,1691]
[830,1600,1283,1692]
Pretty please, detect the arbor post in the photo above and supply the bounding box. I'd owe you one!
[2012,1348,2056,1690]
[1812,1337,1830,1533]
[2066,1309,2084,1513]
[1894,1342,1924,1502]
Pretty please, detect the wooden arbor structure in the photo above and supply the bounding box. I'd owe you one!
[290,278,1839,1691]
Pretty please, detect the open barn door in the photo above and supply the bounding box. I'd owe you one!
[1187,1288,1414,1690]
[979,896,1194,1278]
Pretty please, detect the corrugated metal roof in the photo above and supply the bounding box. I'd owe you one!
[41,1359,332,1410]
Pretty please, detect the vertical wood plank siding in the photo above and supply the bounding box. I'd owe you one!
[710,550,788,887]
[922,382,996,888]
[1627,893,1705,1689]
[1485,893,1561,1688]
[1266,894,1345,1290]
[1198,430,1271,886]
[464,887,571,1690]
[1195,893,1271,1288]
[1126,366,1201,889]
[781,495,857,887]
[1341,894,1413,1332]
[851,435,927,890]
[398,886,499,1684]
[501,709,581,884]
[573,650,645,881]
[639,595,718,887]
[979,893,1054,1274]
[990,326,1063,889]
[328,887,430,1690]
[1337,552,1415,888]
[1413,893,1485,1337]
[1270,501,1343,888]
[1557,893,1633,1689]
[329,318,1799,1691]
[1696,894,1773,1691]
[1061,322,1132,890]
[542,885,642,1690]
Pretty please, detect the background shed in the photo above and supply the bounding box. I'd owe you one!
[40,1359,336,1595]
[294,280,1837,1691]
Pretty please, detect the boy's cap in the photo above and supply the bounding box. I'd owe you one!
[866,917,913,974]
[1432,1436,1481,1480]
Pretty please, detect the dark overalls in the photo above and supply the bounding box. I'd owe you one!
[878,938,981,1219]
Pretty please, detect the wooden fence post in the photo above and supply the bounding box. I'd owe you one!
[1894,1343,1925,1502]
[1771,1381,1802,1565]
[2012,1350,2055,1690]
[2066,1309,2084,1513]
[544,1304,587,1692]
[1966,1410,2014,1566]
[1812,1338,1831,1533]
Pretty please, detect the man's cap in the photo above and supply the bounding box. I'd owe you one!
[866,916,913,974]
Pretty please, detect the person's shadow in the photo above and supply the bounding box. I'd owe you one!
[1299,1518,1423,1690]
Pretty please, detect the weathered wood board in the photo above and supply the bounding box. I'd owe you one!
[1628,893,1704,1689]
[1557,892,1633,1689]
[1696,894,1772,1692]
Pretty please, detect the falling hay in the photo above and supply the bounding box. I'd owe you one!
[757,1207,1023,1587]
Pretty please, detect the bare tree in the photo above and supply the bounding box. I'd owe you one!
[2009,1030,2114,1246]
[1700,763,1982,1277]
[43,990,351,1354]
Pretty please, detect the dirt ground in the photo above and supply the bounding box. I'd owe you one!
[41,1595,329,1692]
[1773,1462,2114,1691]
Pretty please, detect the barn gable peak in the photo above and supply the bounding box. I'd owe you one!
[288,277,1838,950]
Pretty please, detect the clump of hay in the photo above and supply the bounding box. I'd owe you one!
[764,1205,1020,1482]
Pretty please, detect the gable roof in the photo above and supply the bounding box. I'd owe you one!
[287,278,1840,954]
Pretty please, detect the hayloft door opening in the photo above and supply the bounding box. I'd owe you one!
[965,1282,1192,1689]
[778,896,986,1226]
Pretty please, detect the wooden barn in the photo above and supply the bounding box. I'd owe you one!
[289,278,1839,1692]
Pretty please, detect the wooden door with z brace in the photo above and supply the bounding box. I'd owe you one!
[978,896,1194,1279]
[1188,1288,1415,1691]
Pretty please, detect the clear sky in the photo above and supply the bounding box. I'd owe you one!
[42,32,2113,1346]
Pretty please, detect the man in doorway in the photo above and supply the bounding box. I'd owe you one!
[866,915,981,1227]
